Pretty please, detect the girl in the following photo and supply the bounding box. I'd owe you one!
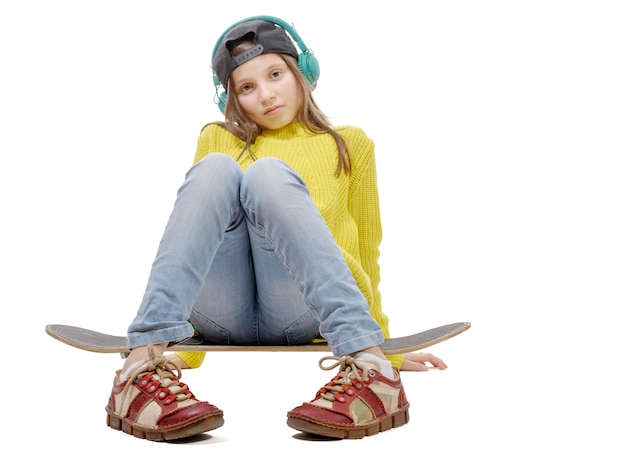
[105,16,446,441]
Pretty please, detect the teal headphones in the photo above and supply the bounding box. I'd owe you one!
[211,15,320,113]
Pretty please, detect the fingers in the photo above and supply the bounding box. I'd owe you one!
[420,352,448,370]
[400,352,448,371]
[400,359,430,372]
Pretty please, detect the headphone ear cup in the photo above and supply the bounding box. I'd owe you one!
[298,52,320,85]
[218,91,228,114]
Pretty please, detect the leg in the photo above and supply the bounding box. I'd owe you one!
[240,157,383,355]
[192,213,318,345]
[239,159,407,439]
[107,154,243,440]
[248,211,321,346]
[126,153,245,348]
[191,158,318,346]
[189,205,258,345]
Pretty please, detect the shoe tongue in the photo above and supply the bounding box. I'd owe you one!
[353,354,382,373]
[354,353,397,379]
[118,360,143,383]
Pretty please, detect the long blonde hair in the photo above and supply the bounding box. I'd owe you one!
[206,43,351,176]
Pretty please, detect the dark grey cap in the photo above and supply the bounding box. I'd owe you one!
[212,20,299,90]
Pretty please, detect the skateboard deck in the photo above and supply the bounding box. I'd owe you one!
[45,322,470,356]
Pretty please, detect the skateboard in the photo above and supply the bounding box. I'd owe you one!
[45,322,470,356]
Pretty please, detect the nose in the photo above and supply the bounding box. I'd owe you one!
[258,82,275,104]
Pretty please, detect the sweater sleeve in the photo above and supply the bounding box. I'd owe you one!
[346,130,384,330]
[345,129,405,368]
[193,124,214,164]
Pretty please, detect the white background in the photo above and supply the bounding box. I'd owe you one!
[1,1,624,448]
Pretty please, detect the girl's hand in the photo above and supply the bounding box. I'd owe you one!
[400,352,448,371]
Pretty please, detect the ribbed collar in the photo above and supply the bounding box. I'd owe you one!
[259,123,313,140]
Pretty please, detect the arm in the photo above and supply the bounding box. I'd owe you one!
[344,130,404,368]
[345,129,447,372]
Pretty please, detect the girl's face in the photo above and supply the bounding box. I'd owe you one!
[231,53,302,130]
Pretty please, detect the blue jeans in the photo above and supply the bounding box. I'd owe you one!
[127,153,383,356]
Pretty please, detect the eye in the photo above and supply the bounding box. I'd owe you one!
[239,83,253,93]
[270,70,282,79]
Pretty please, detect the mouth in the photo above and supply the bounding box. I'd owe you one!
[264,106,282,116]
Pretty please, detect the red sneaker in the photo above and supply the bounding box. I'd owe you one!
[106,346,223,441]
[287,355,410,439]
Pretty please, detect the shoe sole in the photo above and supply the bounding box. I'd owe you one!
[287,407,409,439]
[107,410,224,441]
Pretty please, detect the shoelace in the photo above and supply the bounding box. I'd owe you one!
[317,355,381,402]
[122,345,192,403]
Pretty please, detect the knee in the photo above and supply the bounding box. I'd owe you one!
[187,153,243,190]
[178,154,243,209]
[242,157,303,196]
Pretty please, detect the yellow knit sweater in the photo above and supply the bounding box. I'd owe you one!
[177,122,404,368]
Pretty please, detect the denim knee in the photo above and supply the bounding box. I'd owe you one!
[190,153,243,189]
[244,157,302,188]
